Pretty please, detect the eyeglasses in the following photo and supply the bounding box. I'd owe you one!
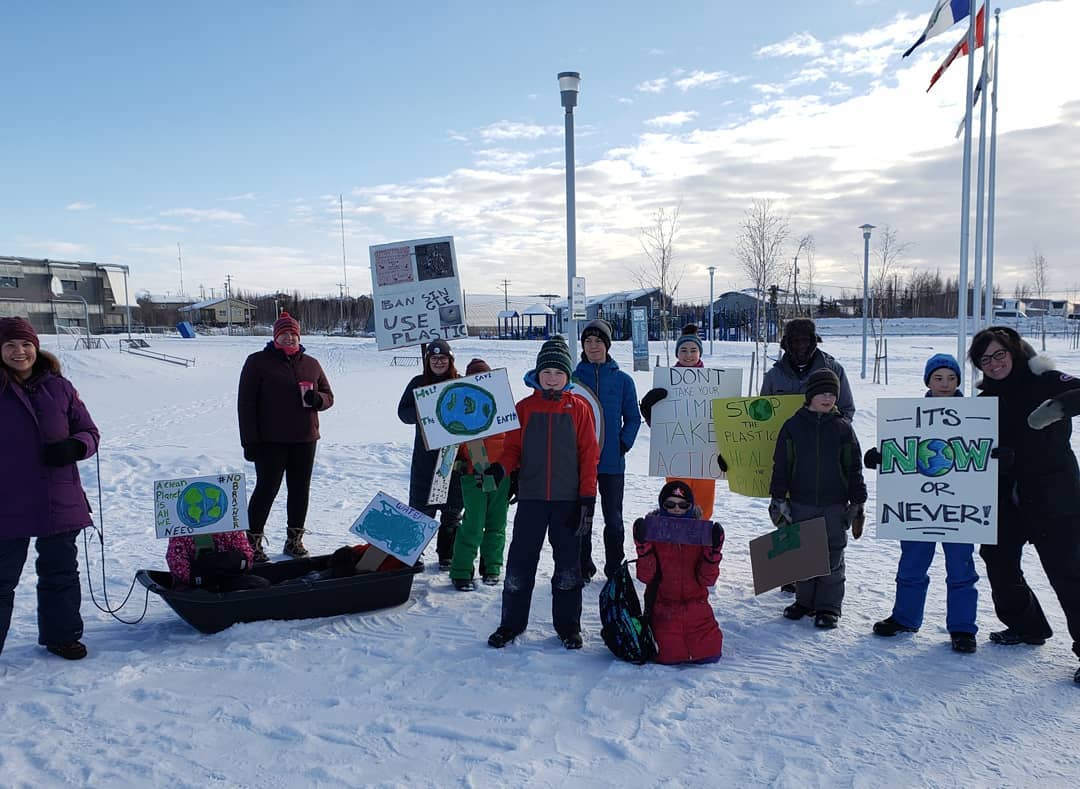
[662,499,691,512]
[977,348,1008,367]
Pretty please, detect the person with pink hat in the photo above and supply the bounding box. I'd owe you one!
[238,311,335,561]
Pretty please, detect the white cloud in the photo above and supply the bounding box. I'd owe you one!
[757,32,824,58]
[674,70,739,91]
[65,202,94,211]
[23,240,89,257]
[221,192,257,201]
[477,121,560,142]
[636,78,668,93]
[644,111,699,128]
[160,208,250,224]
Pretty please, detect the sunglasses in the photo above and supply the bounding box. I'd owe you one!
[662,499,691,512]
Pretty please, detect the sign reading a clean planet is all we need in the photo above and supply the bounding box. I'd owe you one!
[154,473,249,539]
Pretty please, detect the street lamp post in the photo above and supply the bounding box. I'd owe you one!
[707,266,716,355]
[558,71,581,361]
[859,224,875,380]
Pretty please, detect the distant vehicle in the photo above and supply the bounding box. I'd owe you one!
[992,310,1027,319]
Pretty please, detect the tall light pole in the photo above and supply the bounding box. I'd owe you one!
[707,266,716,355]
[859,224,875,380]
[559,71,581,361]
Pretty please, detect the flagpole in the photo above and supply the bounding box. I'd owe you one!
[983,8,1001,326]
[970,4,991,343]
[957,0,978,373]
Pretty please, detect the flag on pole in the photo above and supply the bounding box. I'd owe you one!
[928,5,985,92]
[955,44,995,139]
[904,0,973,58]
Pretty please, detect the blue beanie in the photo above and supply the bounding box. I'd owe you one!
[923,353,962,386]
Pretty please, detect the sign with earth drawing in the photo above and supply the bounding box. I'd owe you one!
[413,367,519,451]
[350,491,439,566]
[369,235,468,351]
[154,473,249,539]
[713,394,804,498]
[874,397,998,544]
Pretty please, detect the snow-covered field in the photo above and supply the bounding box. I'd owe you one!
[2,326,1079,788]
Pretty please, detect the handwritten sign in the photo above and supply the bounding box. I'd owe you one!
[631,307,649,372]
[154,473,248,539]
[427,444,458,505]
[648,366,743,478]
[713,395,804,498]
[748,517,829,595]
[641,515,713,546]
[875,397,998,544]
[369,236,468,351]
[414,367,519,451]
[350,491,439,566]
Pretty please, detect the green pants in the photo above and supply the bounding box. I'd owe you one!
[450,475,510,580]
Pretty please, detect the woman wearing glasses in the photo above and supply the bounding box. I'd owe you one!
[631,481,725,664]
[969,326,1080,684]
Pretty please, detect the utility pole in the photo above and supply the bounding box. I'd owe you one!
[225,274,233,336]
[336,282,346,331]
[499,279,511,312]
[177,242,185,296]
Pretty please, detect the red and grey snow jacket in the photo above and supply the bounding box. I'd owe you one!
[633,506,723,664]
[499,377,598,502]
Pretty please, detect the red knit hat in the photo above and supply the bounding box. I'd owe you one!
[273,311,300,339]
[0,317,40,350]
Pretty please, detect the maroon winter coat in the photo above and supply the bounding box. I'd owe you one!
[634,506,723,664]
[0,355,100,539]
[237,342,334,448]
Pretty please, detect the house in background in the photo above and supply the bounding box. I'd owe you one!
[0,255,133,333]
[179,297,256,327]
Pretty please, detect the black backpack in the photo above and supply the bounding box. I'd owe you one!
[599,559,658,664]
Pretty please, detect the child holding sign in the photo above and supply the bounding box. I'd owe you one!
[632,481,725,664]
[769,369,867,629]
[865,353,979,653]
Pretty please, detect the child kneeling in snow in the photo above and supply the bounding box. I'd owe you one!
[632,480,725,664]
[166,532,271,592]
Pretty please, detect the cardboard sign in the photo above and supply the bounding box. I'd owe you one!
[154,473,249,539]
[874,397,998,544]
[350,491,439,566]
[369,236,468,351]
[749,517,829,595]
[414,367,519,451]
[427,444,458,505]
[642,515,714,546]
[713,394,804,498]
[648,366,743,479]
[631,306,649,372]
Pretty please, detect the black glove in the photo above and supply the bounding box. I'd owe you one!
[192,548,249,587]
[632,517,646,543]
[42,438,86,467]
[863,447,881,469]
[484,463,506,488]
[639,388,668,427]
[507,471,519,505]
[619,440,630,456]
[711,522,726,549]
[575,496,596,538]
[243,444,261,463]
[990,446,1014,470]
[716,453,728,473]
[768,497,792,526]
[303,389,323,408]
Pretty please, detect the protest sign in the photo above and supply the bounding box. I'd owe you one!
[154,473,248,539]
[648,366,742,478]
[369,236,468,351]
[631,307,649,372]
[749,517,829,595]
[874,397,998,544]
[350,492,439,566]
[713,394,804,498]
[414,367,518,451]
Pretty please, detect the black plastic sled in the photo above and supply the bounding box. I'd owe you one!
[136,554,424,634]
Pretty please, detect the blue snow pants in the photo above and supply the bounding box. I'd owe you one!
[891,540,978,634]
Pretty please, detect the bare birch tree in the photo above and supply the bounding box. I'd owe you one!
[634,205,683,365]
[734,198,789,390]
[1031,246,1049,349]
[870,226,911,382]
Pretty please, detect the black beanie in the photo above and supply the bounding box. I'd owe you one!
[658,480,695,509]
[804,369,840,403]
[580,319,612,350]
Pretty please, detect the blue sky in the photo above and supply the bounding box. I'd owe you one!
[3,0,1078,303]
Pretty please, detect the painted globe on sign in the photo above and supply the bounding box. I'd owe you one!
[916,438,955,477]
[436,383,496,436]
[176,482,228,528]
[747,398,775,422]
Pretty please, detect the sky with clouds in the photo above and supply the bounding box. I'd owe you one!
[3,0,1078,304]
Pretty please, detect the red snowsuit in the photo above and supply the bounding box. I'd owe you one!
[634,506,723,664]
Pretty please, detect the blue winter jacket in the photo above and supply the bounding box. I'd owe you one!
[573,356,641,475]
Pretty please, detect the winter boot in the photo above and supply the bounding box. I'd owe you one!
[436,511,460,571]
[780,583,797,594]
[814,612,839,629]
[247,531,269,563]
[482,574,501,586]
[873,616,919,637]
[560,632,584,650]
[950,632,977,654]
[783,602,814,620]
[988,628,1045,646]
[452,577,475,592]
[488,627,519,648]
[46,641,87,660]
[283,528,309,558]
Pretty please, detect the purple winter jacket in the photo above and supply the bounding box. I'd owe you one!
[0,361,100,539]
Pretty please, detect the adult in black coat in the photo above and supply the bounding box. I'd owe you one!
[970,326,1080,684]
[397,340,464,570]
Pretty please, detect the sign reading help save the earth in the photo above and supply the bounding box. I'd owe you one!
[413,367,519,451]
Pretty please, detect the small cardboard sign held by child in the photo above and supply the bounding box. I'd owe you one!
[749,517,829,595]
[350,491,438,567]
[642,515,714,545]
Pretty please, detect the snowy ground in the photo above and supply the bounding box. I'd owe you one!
[2,326,1079,788]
